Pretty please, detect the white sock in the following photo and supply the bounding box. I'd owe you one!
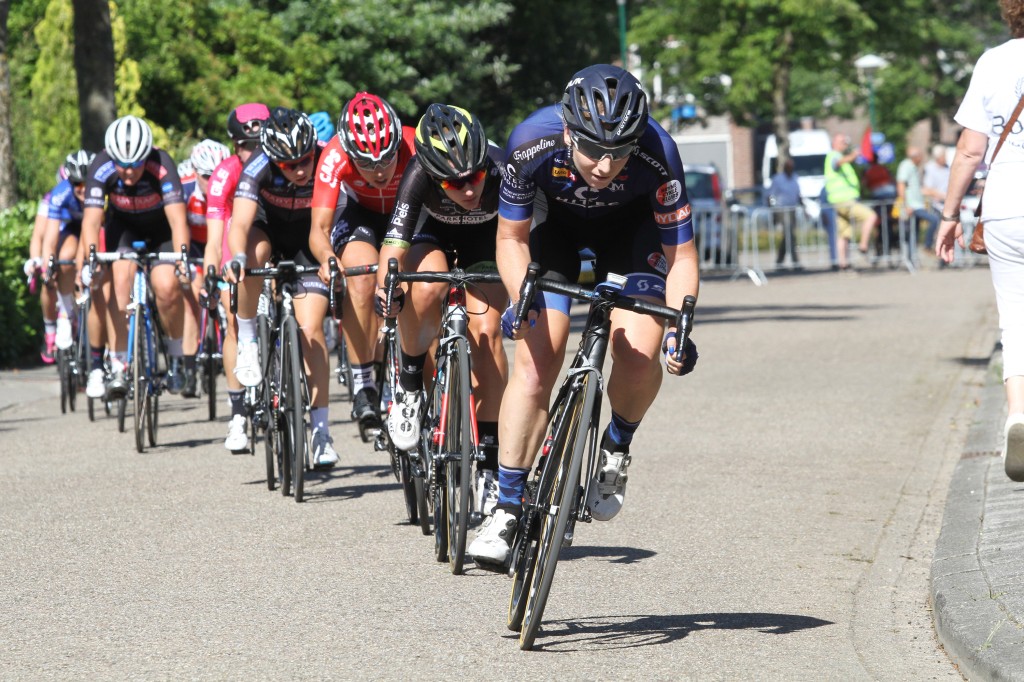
[237,316,257,343]
[351,362,375,393]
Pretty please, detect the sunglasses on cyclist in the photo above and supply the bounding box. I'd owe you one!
[439,169,487,191]
[275,154,314,172]
[353,150,399,172]
[572,135,637,162]
[114,159,145,169]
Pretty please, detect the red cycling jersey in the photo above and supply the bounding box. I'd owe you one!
[311,126,417,215]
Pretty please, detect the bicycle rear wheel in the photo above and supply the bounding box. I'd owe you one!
[518,375,594,650]
[445,340,474,575]
[58,349,70,414]
[282,316,307,503]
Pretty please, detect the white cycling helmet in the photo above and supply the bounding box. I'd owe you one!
[177,159,194,180]
[190,139,231,176]
[104,115,153,165]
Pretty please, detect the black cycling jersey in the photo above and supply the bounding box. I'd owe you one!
[235,148,323,266]
[84,148,184,228]
[383,143,504,247]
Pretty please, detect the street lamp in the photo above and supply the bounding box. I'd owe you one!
[617,0,628,69]
[854,53,889,131]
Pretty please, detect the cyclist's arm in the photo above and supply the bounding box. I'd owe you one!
[80,206,104,265]
[662,239,699,311]
[376,241,408,290]
[496,215,532,302]
[40,217,62,267]
[204,218,225,274]
[28,207,47,261]
[228,197,258,261]
[310,206,335,282]
[164,201,189,256]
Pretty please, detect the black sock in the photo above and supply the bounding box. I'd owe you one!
[478,420,499,471]
[399,353,426,393]
[228,390,245,419]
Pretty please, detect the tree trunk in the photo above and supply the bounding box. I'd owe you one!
[770,26,794,174]
[0,0,17,208]
[73,0,116,152]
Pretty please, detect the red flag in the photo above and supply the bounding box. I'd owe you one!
[860,126,874,163]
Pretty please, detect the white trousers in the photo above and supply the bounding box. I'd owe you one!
[985,216,1024,380]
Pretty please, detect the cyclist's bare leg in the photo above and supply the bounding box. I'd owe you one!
[108,260,136,354]
[150,263,185,339]
[466,283,508,422]
[57,234,79,300]
[181,272,202,356]
[235,230,272,320]
[498,309,570,470]
[339,240,379,366]
[88,270,110,350]
[399,244,446,356]
[294,292,330,408]
[219,288,242,392]
[606,306,664,423]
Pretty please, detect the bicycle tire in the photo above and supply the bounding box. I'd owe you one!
[132,309,147,453]
[88,397,95,422]
[518,375,595,650]
[446,339,474,575]
[433,468,448,561]
[147,392,159,447]
[58,349,69,414]
[283,316,306,503]
[399,454,418,523]
[415,471,430,535]
[146,319,159,448]
[204,315,218,421]
[508,392,574,631]
[68,351,78,413]
[116,396,126,432]
[264,414,278,490]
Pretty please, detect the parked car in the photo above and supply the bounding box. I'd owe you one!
[684,164,731,264]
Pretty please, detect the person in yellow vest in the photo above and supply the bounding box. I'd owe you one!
[824,133,878,269]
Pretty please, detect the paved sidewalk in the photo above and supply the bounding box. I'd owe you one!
[933,346,1024,681]
[0,367,57,413]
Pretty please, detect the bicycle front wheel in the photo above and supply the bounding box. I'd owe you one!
[203,314,218,421]
[518,375,595,650]
[57,349,70,415]
[282,316,307,503]
[131,310,147,453]
[445,340,474,575]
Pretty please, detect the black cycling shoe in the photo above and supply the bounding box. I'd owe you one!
[351,387,380,428]
[181,367,198,398]
[165,357,185,395]
[105,370,128,399]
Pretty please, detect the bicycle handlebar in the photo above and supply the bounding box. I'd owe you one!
[513,262,698,358]
[389,269,503,285]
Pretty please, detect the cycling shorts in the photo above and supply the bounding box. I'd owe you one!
[411,217,498,272]
[330,201,388,252]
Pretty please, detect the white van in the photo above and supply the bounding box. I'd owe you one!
[762,129,832,212]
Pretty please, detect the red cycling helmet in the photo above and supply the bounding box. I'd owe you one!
[336,93,402,166]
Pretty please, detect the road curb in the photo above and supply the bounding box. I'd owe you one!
[932,349,1024,681]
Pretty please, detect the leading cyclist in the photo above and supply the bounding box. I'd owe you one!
[469,64,700,566]
[79,116,191,399]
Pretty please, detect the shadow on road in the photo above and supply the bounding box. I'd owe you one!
[561,545,657,564]
[512,612,834,652]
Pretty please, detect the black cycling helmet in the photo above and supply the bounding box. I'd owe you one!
[63,149,95,184]
[260,107,317,163]
[414,104,488,180]
[227,102,271,143]
[560,64,648,146]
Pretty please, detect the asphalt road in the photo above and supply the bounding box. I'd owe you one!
[0,264,995,680]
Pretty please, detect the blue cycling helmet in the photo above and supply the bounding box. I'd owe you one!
[561,64,648,145]
[308,111,335,143]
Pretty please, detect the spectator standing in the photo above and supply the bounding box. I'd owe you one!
[824,133,878,269]
[935,0,1024,481]
[767,158,802,268]
[895,146,939,251]
[922,144,951,248]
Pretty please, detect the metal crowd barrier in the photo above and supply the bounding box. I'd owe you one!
[692,199,988,285]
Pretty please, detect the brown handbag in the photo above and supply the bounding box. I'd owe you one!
[968,92,1024,254]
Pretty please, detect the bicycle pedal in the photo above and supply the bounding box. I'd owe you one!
[373,432,389,452]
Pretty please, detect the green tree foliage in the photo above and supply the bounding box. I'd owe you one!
[0,201,44,366]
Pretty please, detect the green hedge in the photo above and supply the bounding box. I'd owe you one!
[0,201,43,367]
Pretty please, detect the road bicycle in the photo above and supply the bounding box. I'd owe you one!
[385,258,503,574]
[95,243,186,453]
[504,265,696,650]
[46,256,83,415]
[232,259,339,503]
